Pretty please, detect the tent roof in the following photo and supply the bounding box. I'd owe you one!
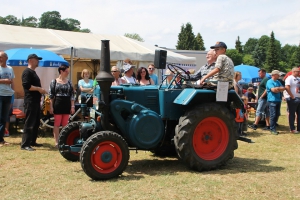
[0,24,196,65]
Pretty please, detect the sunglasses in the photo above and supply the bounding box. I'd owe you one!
[111,71,119,72]
[148,68,154,70]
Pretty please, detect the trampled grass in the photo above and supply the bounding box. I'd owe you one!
[1,101,300,200]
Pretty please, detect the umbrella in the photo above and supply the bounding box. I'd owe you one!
[5,48,69,67]
[234,64,270,83]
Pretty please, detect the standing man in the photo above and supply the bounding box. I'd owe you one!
[266,70,285,135]
[148,63,158,85]
[0,51,15,147]
[249,69,270,130]
[183,49,217,83]
[21,54,47,151]
[199,41,234,86]
[284,67,300,133]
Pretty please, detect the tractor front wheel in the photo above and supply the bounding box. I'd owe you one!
[80,131,129,180]
[174,103,237,171]
[58,121,82,161]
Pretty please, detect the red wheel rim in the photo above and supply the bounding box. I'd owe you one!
[90,141,123,174]
[193,117,229,160]
[66,129,80,156]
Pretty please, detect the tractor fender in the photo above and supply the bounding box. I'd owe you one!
[173,88,244,109]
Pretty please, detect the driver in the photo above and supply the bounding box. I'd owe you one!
[199,41,234,87]
[183,49,217,84]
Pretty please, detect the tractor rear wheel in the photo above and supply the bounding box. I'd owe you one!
[80,131,129,180]
[58,121,82,161]
[174,103,238,171]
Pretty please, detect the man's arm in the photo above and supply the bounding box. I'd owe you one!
[199,68,220,85]
[285,85,294,99]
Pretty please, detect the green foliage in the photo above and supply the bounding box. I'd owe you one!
[79,28,91,33]
[244,38,258,54]
[176,22,197,50]
[242,54,255,66]
[235,36,243,53]
[0,11,90,32]
[39,11,66,30]
[281,44,298,68]
[289,46,300,67]
[195,33,205,50]
[265,31,280,71]
[124,33,145,42]
[0,15,20,25]
[279,61,289,72]
[226,49,243,65]
[63,18,81,31]
[21,16,38,27]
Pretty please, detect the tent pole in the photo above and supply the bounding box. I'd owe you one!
[70,47,74,83]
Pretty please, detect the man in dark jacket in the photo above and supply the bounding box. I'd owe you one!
[21,54,47,151]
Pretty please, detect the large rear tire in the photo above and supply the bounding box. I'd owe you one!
[58,121,82,161]
[80,131,129,180]
[174,103,238,171]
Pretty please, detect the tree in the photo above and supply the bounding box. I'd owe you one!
[281,44,298,68]
[251,35,270,68]
[124,33,144,42]
[235,36,243,53]
[21,16,38,27]
[0,15,20,25]
[242,54,255,66]
[290,45,300,67]
[195,33,205,50]
[244,38,258,54]
[79,28,91,33]
[265,31,280,71]
[176,22,197,50]
[252,44,263,67]
[39,11,67,30]
[226,49,243,65]
[63,18,81,31]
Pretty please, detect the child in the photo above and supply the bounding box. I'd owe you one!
[235,96,248,137]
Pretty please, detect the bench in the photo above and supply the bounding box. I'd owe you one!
[12,108,26,129]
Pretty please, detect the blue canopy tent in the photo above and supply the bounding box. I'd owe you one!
[234,64,270,84]
[5,48,69,67]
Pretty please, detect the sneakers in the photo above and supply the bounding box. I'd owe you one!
[270,131,279,135]
[4,129,9,137]
[290,130,299,134]
[263,126,270,130]
[248,124,258,130]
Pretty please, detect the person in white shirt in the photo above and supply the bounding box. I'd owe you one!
[284,67,300,133]
[121,64,137,84]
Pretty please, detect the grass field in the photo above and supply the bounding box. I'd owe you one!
[1,102,300,200]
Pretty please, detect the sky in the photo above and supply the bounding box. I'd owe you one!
[1,0,300,50]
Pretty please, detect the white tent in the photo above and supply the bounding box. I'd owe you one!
[0,24,196,65]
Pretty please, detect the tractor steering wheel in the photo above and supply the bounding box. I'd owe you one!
[167,64,190,80]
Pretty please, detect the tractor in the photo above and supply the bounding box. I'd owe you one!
[58,40,245,180]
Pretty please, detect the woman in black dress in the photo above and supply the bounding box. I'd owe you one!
[49,64,75,147]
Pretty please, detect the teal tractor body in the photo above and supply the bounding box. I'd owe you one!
[58,40,244,180]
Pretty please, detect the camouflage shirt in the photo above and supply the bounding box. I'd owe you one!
[212,54,234,82]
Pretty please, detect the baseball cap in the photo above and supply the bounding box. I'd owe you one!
[210,41,227,49]
[271,70,280,75]
[27,54,42,61]
[123,64,134,73]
